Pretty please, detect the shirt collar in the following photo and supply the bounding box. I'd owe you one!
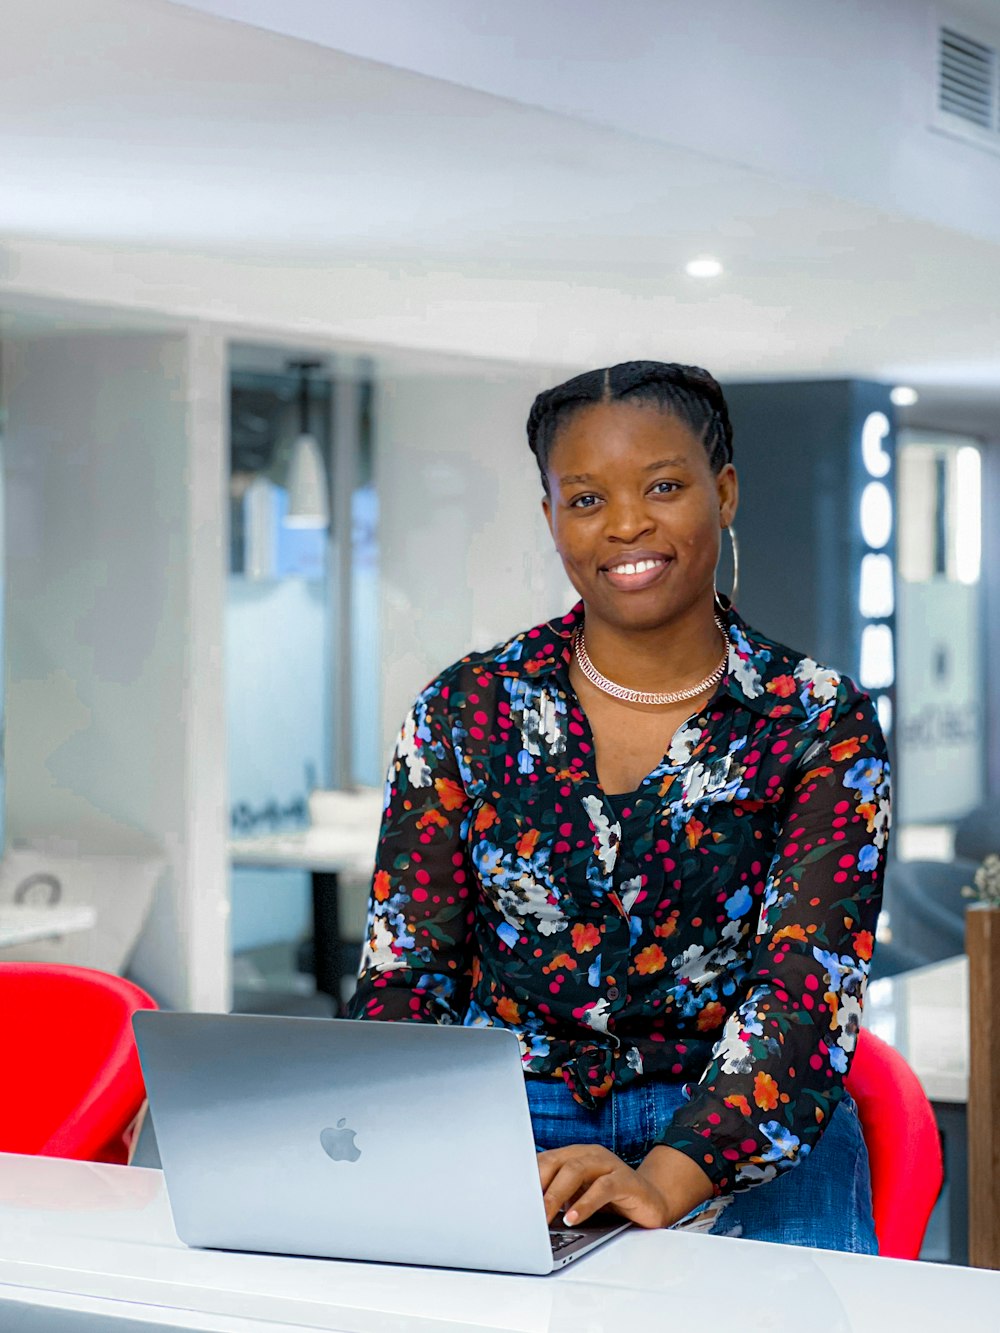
[493,599,815,721]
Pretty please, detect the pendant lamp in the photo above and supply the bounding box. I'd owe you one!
[285,360,330,529]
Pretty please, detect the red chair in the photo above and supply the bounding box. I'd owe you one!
[845,1027,944,1259]
[0,962,157,1164]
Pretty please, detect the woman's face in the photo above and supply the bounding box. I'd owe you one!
[542,401,738,634]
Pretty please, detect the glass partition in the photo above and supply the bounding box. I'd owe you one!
[226,352,379,976]
[896,431,984,835]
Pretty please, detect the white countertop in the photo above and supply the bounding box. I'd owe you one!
[228,826,378,877]
[0,903,98,949]
[1,1153,998,1331]
[864,955,968,1104]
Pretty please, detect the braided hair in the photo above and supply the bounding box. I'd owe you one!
[526,361,733,493]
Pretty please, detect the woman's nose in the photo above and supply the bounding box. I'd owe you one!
[604,496,655,542]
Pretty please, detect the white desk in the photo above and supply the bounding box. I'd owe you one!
[228,828,378,879]
[0,904,97,949]
[0,1153,998,1333]
[229,828,378,1008]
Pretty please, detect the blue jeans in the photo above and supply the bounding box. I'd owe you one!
[526,1077,878,1254]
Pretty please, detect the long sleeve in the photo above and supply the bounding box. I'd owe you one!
[347,680,478,1024]
[655,695,889,1195]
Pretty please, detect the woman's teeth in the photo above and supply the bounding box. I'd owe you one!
[610,559,662,576]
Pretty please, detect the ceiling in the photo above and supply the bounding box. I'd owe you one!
[1,0,999,433]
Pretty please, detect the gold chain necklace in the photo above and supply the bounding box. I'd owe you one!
[573,615,729,706]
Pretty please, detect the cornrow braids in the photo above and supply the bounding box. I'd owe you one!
[526,360,734,492]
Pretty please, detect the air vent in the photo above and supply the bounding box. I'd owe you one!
[939,27,997,131]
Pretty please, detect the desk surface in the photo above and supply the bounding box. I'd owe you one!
[1,1153,998,1332]
[228,827,377,876]
[0,904,97,949]
[865,955,968,1104]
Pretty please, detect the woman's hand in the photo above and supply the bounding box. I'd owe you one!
[537,1143,715,1230]
[537,1144,671,1229]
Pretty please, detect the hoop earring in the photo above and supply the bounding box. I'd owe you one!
[714,525,740,609]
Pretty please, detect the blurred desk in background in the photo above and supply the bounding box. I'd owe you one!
[866,955,968,1104]
[0,904,97,949]
[228,826,377,1011]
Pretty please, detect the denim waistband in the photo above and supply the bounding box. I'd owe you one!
[526,1073,690,1166]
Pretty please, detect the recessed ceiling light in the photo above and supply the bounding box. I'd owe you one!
[890,385,919,407]
[685,257,723,278]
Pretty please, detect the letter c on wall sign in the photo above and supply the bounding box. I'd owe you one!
[861,412,891,479]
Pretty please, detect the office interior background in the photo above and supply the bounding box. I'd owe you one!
[0,0,998,1263]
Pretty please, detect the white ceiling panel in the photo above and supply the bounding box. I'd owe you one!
[0,0,998,416]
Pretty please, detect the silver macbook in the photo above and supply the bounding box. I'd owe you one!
[131,1012,629,1275]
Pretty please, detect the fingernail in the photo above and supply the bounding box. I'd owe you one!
[564,1209,577,1225]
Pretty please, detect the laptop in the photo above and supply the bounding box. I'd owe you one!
[131,1012,630,1275]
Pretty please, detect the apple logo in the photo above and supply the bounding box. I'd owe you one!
[320,1118,361,1162]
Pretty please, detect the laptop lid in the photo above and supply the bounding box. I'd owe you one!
[132,1012,559,1274]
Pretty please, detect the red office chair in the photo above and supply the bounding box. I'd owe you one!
[845,1027,944,1259]
[0,962,157,1164]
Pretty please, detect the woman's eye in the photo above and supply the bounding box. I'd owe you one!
[570,494,601,509]
[650,481,680,495]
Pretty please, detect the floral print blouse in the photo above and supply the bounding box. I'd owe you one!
[348,601,889,1197]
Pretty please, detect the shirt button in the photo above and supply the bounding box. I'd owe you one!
[607,986,620,1001]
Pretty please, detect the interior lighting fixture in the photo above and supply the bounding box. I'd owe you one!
[859,553,895,619]
[285,360,330,530]
[953,445,982,585]
[685,256,723,278]
[859,624,895,691]
[876,694,893,736]
[890,386,919,408]
[859,481,893,550]
[861,412,891,479]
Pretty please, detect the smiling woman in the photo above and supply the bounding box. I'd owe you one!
[350,361,888,1254]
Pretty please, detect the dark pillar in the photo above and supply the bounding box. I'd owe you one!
[722,380,897,734]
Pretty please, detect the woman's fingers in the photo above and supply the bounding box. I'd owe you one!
[537,1144,612,1191]
[537,1146,617,1225]
[536,1147,568,1193]
[562,1172,618,1226]
[565,1173,668,1229]
[541,1160,598,1225]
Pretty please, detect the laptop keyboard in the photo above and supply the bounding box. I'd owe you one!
[549,1229,586,1255]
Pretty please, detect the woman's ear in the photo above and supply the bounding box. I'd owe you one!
[717,464,739,528]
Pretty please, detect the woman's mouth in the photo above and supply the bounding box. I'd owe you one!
[600,555,671,591]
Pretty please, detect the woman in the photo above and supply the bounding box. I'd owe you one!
[349,361,888,1252]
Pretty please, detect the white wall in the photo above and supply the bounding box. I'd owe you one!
[375,367,574,761]
[2,329,229,1009]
